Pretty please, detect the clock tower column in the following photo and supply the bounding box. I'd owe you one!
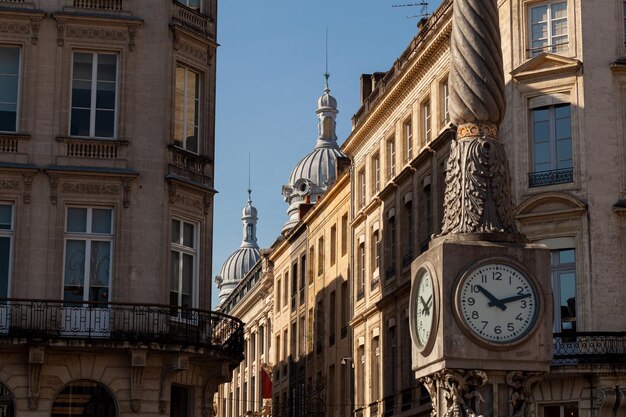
[409,0,553,417]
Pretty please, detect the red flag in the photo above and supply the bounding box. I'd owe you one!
[261,368,272,399]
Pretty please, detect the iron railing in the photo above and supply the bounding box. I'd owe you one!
[0,298,244,356]
[552,332,626,365]
[528,167,573,188]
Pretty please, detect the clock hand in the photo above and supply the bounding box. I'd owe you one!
[425,295,433,308]
[490,293,531,306]
[476,285,507,311]
[419,296,431,316]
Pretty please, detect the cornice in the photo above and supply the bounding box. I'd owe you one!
[511,53,582,82]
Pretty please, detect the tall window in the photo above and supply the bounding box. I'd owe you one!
[64,207,113,303]
[175,65,201,153]
[299,315,306,355]
[0,47,20,133]
[422,100,431,144]
[357,345,365,407]
[315,300,324,353]
[177,0,201,11]
[283,271,288,307]
[341,213,348,256]
[530,103,573,186]
[341,281,348,338]
[357,242,365,300]
[170,219,197,308]
[529,1,568,56]
[71,52,118,138]
[291,262,297,310]
[406,201,414,259]
[441,80,450,126]
[371,336,380,402]
[308,246,314,284]
[551,249,576,332]
[386,215,396,279]
[330,225,337,266]
[171,385,192,417]
[317,236,324,275]
[329,290,336,345]
[403,119,413,162]
[373,153,381,194]
[387,137,396,179]
[0,205,13,298]
[276,277,281,310]
[371,230,380,272]
[359,168,366,208]
[300,254,306,304]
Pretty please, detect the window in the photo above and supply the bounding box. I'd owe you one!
[291,322,297,357]
[170,219,197,308]
[52,381,116,417]
[403,119,413,162]
[341,213,348,257]
[71,52,118,138]
[329,290,336,345]
[387,137,396,179]
[300,254,306,304]
[357,344,365,407]
[341,281,348,338]
[422,100,431,144]
[529,1,568,57]
[544,404,578,417]
[441,80,450,126]
[405,200,414,258]
[386,214,396,279]
[317,236,324,275]
[291,262,297,310]
[0,47,20,133]
[0,205,12,298]
[530,103,573,187]
[551,249,576,332]
[276,277,281,310]
[420,180,433,253]
[175,65,201,153]
[275,334,280,364]
[358,168,366,208]
[330,225,337,266]
[624,1,626,47]
[373,153,381,194]
[371,336,380,402]
[171,385,193,417]
[315,300,324,353]
[283,271,288,307]
[64,207,113,303]
[299,315,306,355]
[308,246,314,284]
[386,324,397,398]
[357,242,365,300]
[177,0,201,12]
[371,230,380,272]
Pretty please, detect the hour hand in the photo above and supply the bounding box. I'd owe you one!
[476,285,506,311]
[419,296,431,315]
[492,293,531,306]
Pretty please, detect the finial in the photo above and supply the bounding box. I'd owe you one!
[247,153,252,203]
[324,27,330,93]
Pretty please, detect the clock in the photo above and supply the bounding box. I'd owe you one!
[410,265,438,354]
[454,259,540,346]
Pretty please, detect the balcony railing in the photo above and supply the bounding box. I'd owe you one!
[73,0,123,10]
[0,298,244,356]
[173,1,212,34]
[169,146,211,185]
[528,167,573,188]
[552,332,626,365]
[58,137,128,160]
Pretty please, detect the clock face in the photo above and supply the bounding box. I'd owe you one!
[411,267,436,352]
[456,262,539,345]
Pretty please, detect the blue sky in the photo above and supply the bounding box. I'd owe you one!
[211,0,443,308]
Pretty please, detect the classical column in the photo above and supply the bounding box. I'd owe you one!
[440,0,518,237]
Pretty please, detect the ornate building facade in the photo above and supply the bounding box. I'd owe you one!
[0,0,244,416]
[216,0,626,416]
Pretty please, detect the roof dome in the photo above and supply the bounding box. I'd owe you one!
[288,145,345,189]
[317,90,337,109]
[216,190,261,305]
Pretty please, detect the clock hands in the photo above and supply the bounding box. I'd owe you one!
[419,296,432,316]
[489,293,531,307]
[475,285,507,311]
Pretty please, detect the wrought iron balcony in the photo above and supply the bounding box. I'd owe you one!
[552,332,626,365]
[0,298,244,357]
[528,167,573,188]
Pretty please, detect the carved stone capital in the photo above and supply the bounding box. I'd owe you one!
[130,349,147,413]
[506,371,545,417]
[420,375,438,417]
[456,123,499,141]
[437,369,489,417]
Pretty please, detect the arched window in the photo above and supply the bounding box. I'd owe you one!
[246,224,253,240]
[0,382,15,417]
[52,380,117,417]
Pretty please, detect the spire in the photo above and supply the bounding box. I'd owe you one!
[316,28,338,146]
[241,160,259,248]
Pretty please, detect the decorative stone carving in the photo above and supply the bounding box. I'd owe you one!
[28,346,45,410]
[48,175,59,205]
[420,375,438,417]
[67,26,128,42]
[122,178,132,208]
[130,349,147,413]
[23,172,34,204]
[438,369,488,417]
[61,182,121,194]
[30,16,42,45]
[0,21,30,35]
[0,179,20,190]
[440,0,518,237]
[506,371,544,417]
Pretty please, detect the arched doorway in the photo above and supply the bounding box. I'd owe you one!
[0,382,15,417]
[51,380,117,417]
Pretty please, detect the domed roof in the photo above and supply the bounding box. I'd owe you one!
[317,90,337,109]
[288,145,345,189]
[218,246,260,285]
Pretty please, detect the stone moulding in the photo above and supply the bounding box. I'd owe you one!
[52,12,143,49]
[0,8,45,45]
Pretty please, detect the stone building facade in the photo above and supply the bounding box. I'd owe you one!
[0,0,243,416]
[215,0,626,416]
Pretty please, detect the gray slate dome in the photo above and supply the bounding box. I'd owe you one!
[288,145,345,189]
[218,246,260,285]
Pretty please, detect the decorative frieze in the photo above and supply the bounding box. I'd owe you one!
[66,26,127,42]
[53,14,143,50]
[62,182,120,194]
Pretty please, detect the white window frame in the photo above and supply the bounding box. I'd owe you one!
[0,204,14,298]
[70,51,119,139]
[373,153,380,193]
[359,168,366,208]
[0,46,21,134]
[441,80,450,126]
[175,64,202,154]
[387,137,396,179]
[422,99,431,144]
[528,1,569,57]
[178,0,202,12]
[404,119,413,162]
[170,218,199,309]
[62,207,114,303]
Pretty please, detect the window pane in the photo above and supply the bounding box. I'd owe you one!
[556,139,572,168]
[171,251,180,291]
[0,75,18,103]
[182,254,193,293]
[544,406,561,417]
[533,142,551,164]
[172,219,181,243]
[70,109,91,136]
[95,110,115,138]
[0,236,10,298]
[96,81,116,110]
[551,2,567,19]
[89,241,111,301]
[559,249,575,264]
[0,205,11,229]
[97,54,117,82]
[73,53,93,80]
[0,104,16,132]
[559,271,576,330]
[0,47,19,74]
[64,239,86,301]
[67,208,87,233]
[564,404,578,417]
[92,209,112,234]
[72,79,92,109]
[183,222,194,247]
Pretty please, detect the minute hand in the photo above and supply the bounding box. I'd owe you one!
[476,285,507,311]
[490,293,531,306]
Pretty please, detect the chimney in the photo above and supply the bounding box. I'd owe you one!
[360,74,373,105]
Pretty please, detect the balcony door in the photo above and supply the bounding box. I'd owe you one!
[63,208,113,337]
